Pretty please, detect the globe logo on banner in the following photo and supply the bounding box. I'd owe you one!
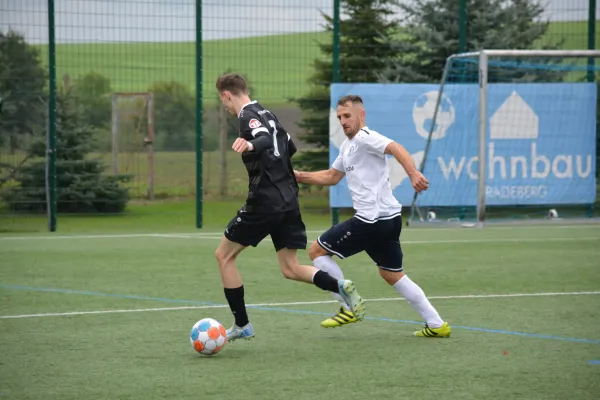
[412,90,455,140]
[384,90,455,190]
[328,82,597,208]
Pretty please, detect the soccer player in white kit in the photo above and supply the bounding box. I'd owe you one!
[295,95,451,337]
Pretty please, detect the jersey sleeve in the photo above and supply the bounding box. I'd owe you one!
[362,131,393,157]
[332,153,344,172]
[288,134,297,157]
[239,111,269,141]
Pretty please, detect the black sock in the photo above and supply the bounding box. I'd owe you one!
[312,270,340,293]
[224,286,249,327]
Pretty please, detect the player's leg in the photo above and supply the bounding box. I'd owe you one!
[308,238,357,327]
[378,269,450,337]
[271,209,365,321]
[309,217,376,327]
[217,211,270,341]
[367,216,451,338]
[271,208,335,283]
[276,248,365,321]
[215,235,245,288]
[308,241,349,309]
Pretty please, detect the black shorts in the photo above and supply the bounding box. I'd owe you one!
[317,215,404,272]
[224,208,307,251]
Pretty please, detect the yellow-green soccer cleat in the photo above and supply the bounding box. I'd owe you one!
[413,322,452,338]
[337,279,366,321]
[320,307,358,328]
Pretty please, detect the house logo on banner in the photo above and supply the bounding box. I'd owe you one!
[482,91,591,200]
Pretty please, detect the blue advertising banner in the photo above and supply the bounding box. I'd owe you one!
[329,83,597,207]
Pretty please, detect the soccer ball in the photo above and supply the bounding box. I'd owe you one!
[427,211,437,222]
[547,209,559,219]
[190,318,227,356]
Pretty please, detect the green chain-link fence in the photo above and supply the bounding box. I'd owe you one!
[0,0,597,232]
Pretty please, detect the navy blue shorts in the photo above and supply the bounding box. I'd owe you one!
[317,215,403,272]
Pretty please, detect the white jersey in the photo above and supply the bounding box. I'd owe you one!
[332,126,402,223]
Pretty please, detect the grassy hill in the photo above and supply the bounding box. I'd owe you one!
[34,21,597,107]
[537,19,599,49]
[37,32,329,107]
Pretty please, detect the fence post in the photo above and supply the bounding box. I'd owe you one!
[331,0,341,226]
[195,0,204,229]
[459,0,467,53]
[591,0,598,213]
[47,0,57,232]
[588,0,596,83]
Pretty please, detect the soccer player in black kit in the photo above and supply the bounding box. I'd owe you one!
[214,73,365,342]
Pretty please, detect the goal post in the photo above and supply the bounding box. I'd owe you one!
[408,49,600,227]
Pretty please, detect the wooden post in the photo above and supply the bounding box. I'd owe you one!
[146,93,155,200]
[111,94,119,175]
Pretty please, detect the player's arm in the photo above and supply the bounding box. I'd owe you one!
[295,150,345,186]
[288,135,297,157]
[362,131,429,193]
[384,142,418,177]
[232,114,273,153]
[247,132,272,153]
[384,141,429,193]
[294,168,344,186]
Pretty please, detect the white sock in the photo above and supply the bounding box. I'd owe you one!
[313,255,348,309]
[393,275,444,328]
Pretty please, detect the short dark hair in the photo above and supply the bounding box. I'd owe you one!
[215,73,249,95]
[337,95,363,106]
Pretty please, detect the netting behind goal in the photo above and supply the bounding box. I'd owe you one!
[409,50,600,225]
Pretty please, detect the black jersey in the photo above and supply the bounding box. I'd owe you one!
[238,101,299,213]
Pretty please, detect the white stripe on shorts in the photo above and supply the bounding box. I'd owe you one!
[317,236,345,259]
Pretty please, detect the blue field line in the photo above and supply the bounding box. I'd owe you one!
[247,306,600,345]
[2,283,599,346]
[0,284,220,306]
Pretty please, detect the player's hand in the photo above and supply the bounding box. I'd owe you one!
[294,170,304,182]
[410,171,429,193]
[232,138,250,153]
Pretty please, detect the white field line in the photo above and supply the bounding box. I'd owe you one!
[152,236,600,246]
[1,291,599,320]
[1,234,598,245]
[397,237,600,245]
[1,224,600,241]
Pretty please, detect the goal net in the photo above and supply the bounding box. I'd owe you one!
[407,50,600,226]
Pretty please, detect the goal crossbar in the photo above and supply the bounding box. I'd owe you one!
[450,50,600,59]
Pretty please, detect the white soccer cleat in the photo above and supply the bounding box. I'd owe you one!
[337,280,366,321]
[226,322,255,342]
